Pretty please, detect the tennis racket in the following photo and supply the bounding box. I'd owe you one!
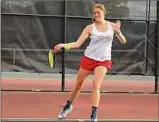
[48,49,55,69]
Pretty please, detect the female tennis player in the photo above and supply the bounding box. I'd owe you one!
[54,3,126,122]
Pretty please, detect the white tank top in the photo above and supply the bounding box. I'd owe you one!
[84,21,114,61]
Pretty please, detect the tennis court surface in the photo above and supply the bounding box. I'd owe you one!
[2,74,159,122]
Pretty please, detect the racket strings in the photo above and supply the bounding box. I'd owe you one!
[48,50,55,68]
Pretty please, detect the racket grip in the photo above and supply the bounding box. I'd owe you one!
[52,49,57,53]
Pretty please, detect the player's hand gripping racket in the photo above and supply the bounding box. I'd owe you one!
[48,49,56,69]
[48,43,70,68]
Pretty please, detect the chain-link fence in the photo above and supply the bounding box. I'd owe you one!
[1,0,159,93]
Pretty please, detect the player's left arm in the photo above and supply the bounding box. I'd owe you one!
[111,21,126,44]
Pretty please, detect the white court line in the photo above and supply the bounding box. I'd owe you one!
[1,118,159,122]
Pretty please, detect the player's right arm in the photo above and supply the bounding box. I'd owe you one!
[54,25,92,52]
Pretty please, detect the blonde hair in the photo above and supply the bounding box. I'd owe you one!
[92,3,107,22]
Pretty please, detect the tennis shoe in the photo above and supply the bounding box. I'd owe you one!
[58,104,73,119]
[90,115,97,122]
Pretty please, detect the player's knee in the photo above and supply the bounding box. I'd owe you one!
[93,81,101,91]
[74,85,82,91]
[74,81,83,91]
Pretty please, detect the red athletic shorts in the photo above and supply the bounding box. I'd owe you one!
[80,56,112,71]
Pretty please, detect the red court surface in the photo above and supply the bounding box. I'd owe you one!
[1,91,159,120]
[1,77,159,121]
[2,78,159,92]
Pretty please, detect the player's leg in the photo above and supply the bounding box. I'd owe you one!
[68,68,91,102]
[90,66,107,121]
[58,68,91,119]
